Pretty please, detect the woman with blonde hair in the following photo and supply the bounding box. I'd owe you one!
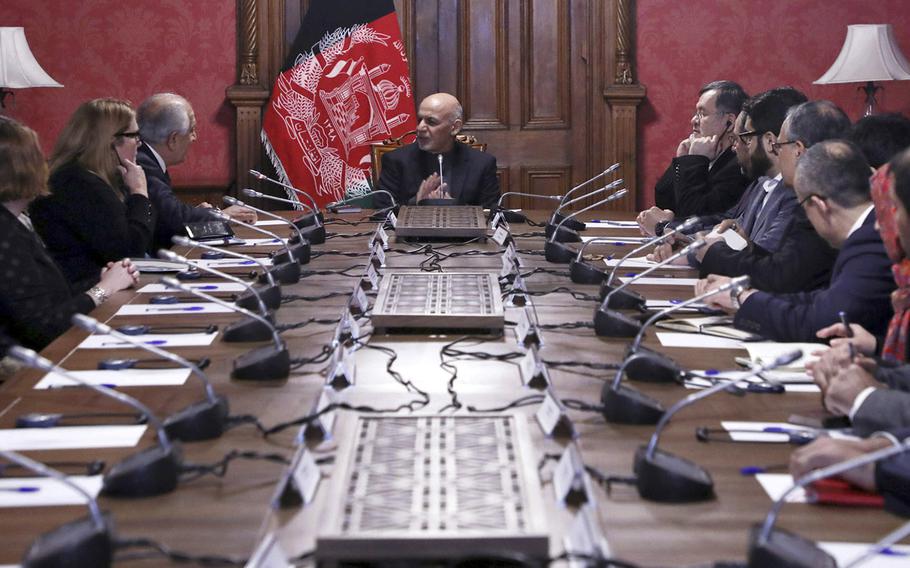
[0,116,137,353]
[30,98,154,291]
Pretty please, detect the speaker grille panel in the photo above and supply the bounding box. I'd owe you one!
[372,272,504,331]
[395,206,488,238]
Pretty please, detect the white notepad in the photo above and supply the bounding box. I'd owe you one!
[645,299,708,311]
[655,332,744,349]
[0,425,147,451]
[138,282,247,294]
[755,473,807,503]
[603,256,692,270]
[585,220,639,228]
[744,342,830,372]
[115,303,233,316]
[619,277,700,287]
[818,542,910,567]
[0,475,103,508]
[77,332,218,349]
[254,219,287,227]
[188,258,269,269]
[34,369,192,390]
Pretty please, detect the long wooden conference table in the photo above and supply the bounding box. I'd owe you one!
[0,208,906,567]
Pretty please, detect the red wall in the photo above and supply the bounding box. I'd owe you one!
[0,0,236,187]
[637,0,910,207]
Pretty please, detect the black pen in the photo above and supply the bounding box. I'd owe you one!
[839,310,854,338]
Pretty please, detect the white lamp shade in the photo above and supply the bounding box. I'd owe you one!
[0,27,63,89]
[815,24,910,85]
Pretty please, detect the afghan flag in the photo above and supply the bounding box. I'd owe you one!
[261,0,416,208]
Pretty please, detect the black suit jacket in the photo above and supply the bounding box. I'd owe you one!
[734,210,895,342]
[697,187,836,293]
[30,163,155,292]
[0,207,95,351]
[877,427,910,517]
[375,141,500,209]
[137,144,214,252]
[653,147,750,217]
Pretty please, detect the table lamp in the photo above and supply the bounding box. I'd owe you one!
[0,27,63,108]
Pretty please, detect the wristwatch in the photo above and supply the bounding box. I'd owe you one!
[87,285,110,306]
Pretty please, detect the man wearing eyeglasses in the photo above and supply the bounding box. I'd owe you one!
[639,80,749,230]
[698,139,894,342]
[137,93,256,252]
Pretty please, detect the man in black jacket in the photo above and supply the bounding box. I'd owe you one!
[137,93,255,251]
[638,80,749,231]
[374,93,499,209]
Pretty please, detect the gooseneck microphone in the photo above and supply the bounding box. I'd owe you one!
[631,349,801,503]
[8,346,181,497]
[596,216,701,301]
[72,314,229,442]
[544,187,629,263]
[546,179,625,242]
[249,169,323,227]
[594,239,706,337]
[161,277,290,381]
[171,235,282,291]
[750,436,910,568]
[210,210,301,284]
[228,193,324,248]
[490,192,563,224]
[159,248,273,315]
[552,163,621,230]
[599,276,751,425]
[0,449,114,567]
[224,194,318,254]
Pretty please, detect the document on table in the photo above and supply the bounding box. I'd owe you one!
[77,332,218,349]
[755,473,807,503]
[34,369,192,390]
[744,342,829,372]
[0,475,103,508]
[817,542,910,567]
[138,282,247,294]
[585,219,639,228]
[721,421,819,443]
[188,258,269,269]
[0,425,147,451]
[580,235,652,244]
[645,299,708,311]
[619,277,700,287]
[603,256,691,270]
[115,303,233,316]
[655,332,744,349]
[686,372,819,394]
[254,219,287,227]
[234,237,288,246]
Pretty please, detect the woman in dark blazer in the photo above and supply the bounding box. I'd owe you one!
[30,98,154,292]
[0,117,137,354]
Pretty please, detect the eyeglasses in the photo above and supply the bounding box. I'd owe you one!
[115,130,142,141]
[693,109,723,121]
[734,130,759,145]
[770,139,798,153]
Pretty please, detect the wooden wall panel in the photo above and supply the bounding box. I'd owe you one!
[521,0,570,130]
[459,0,509,129]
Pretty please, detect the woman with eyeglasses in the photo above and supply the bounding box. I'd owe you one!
[0,116,138,358]
[30,98,153,293]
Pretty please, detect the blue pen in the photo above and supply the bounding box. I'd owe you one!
[0,486,40,492]
[191,285,219,290]
[611,242,626,246]
[141,340,167,346]
[145,306,205,312]
[880,547,910,557]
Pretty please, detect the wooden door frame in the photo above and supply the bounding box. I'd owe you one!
[226,0,646,208]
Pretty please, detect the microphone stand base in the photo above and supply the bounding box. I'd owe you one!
[223,315,276,343]
[600,283,646,308]
[291,211,324,228]
[235,283,282,312]
[545,224,582,243]
[232,345,291,381]
[624,347,682,383]
[747,525,836,568]
[594,306,643,337]
[257,262,301,285]
[163,395,230,442]
[544,240,576,263]
[553,212,586,231]
[634,445,714,503]
[102,444,182,498]
[570,259,608,284]
[22,513,113,568]
[272,242,311,265]
[600,384,664,424]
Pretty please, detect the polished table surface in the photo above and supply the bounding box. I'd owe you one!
[0,209,906,566]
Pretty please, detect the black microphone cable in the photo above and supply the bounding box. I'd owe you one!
[299,264,367,278]
[281,291,351,303]
[178,450,290,482]
[276,316,341,333]
[537,452,637,496]
[324,230,374,239]
[438,332,516,412]
[114,537,247,566]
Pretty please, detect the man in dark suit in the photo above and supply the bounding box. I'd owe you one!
[637,80,750,232]
[374,93,499,209]
[137,93,255,251]
[698,140,895,342]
